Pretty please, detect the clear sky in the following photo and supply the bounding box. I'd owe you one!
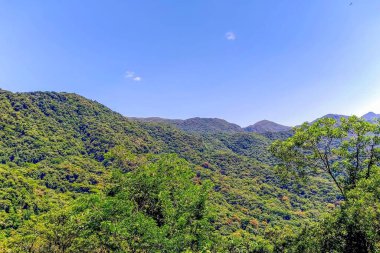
[1,0,380,126]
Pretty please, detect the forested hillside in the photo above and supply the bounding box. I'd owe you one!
[0,89,365,252]
[131,117,244,134]
[130,117,292,135]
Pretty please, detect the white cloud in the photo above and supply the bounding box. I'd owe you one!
[125,70,142,82]
[125,71,135,78]
[225,32,236,41]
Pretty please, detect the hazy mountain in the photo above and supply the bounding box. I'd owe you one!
[244,120,291,134]
[314,113,349,122]
[361,112,380,122]
[312,112,380,124]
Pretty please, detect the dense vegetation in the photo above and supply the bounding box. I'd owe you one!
[130,117,244,134]
[130,117,291,134]
[271,116,380,252]
[0,89,378,252]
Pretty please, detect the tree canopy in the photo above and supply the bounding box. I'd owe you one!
[270,116,380,199]
[271,116,380,252]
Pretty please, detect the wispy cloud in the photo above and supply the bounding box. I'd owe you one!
[125,71,135,78]
[225,32,236,41]
[125,70,142,82]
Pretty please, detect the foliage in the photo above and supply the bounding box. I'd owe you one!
[270,116,380,199]
[287,167,380,253]
[271,116,380,252]
[4,155,214,252]
[0,90,347,252]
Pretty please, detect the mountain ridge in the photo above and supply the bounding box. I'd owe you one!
[313,112,380,123]
[129,117,292,134]
[130,111,380,134]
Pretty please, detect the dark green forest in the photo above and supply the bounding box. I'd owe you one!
[0,89,378,252]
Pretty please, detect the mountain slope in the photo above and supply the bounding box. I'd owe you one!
[0,89,337,251]
[131,117,243,133]
[179,117,243,133]
[132,116,293,135]
[128,116,183,125]
[0,90,208,164]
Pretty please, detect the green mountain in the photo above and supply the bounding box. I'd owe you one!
[0,89,338,252]
[131,117,243,133]
[244,120,291,134]
[131,117,293,136]
[129,116,184,125]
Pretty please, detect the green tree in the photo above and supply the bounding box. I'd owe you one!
[270,116,380,199]
[288,167,380,253]
[271,116,380,252]
[7,154,214,253]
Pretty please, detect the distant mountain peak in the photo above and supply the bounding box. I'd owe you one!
[363,112,377,116]
[362,112,380,122]
[244,120,291,134]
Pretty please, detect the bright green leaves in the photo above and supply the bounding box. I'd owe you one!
[123,154,214,252]
[6,154,214,252]
[288,167,380,253]
[343,166,380,252]
[271,116,380,253]
[271,116,380,199]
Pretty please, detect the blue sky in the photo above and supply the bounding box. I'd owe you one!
[1,0,380,126]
